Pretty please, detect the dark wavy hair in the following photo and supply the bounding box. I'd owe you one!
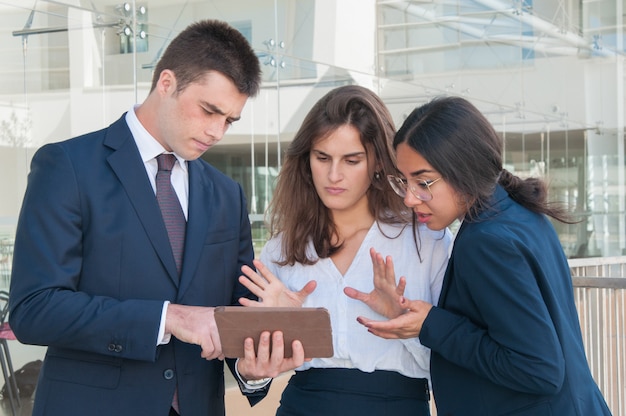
[267,85,412,266]
[394,96,573,223]
[151,19,261,97]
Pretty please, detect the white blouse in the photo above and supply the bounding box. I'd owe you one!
[260,221,452,381]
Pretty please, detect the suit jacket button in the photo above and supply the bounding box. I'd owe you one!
[164,369,175,380]
[108,343,123,353]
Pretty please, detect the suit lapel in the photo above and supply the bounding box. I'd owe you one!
[177,160,213,297]
[104,117,180,285]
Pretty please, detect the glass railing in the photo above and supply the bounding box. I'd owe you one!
[572,275,626,416]
[0,237,13,291]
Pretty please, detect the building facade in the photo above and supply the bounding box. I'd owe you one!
[0,0,624,262]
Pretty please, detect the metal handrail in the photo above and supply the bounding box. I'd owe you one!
[572,275,625,416]
[573,276,626,289]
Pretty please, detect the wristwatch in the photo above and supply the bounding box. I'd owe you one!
[244,377,271,387]
[234,358,271,388]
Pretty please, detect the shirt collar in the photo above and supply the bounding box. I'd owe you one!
[125,105,187,171]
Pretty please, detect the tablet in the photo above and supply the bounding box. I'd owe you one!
[214,306,333,358]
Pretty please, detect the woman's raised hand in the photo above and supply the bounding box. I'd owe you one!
[356,297,432,339]
[238,259,317,307]
[343,247,407,319]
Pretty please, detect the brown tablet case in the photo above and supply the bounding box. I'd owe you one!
[214,306,333,358]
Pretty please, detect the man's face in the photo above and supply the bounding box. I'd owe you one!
[155,70,248,160]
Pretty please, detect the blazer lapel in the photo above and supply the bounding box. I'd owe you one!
[104,117,180,285]
[437,185,510,306]
[437,221,467,306]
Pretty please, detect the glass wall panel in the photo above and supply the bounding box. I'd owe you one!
[0,0,625,284]
[377,0,625,259]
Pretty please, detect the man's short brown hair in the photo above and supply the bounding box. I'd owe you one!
[150,19,261,97]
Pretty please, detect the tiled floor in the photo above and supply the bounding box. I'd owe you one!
[0,395,33,416]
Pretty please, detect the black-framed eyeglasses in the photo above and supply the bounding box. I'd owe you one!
[387,175,442,201]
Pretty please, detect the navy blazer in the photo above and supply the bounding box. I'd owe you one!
[9,115,265,416]
[420,186,612,416]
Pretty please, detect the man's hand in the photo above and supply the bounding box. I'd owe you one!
[343,248,407,319]
[356,297,433,339]
[165,304,224,360]
[238,259,316,307]
[236,331,307,380]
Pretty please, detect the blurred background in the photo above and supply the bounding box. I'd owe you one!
[0,1,624,415]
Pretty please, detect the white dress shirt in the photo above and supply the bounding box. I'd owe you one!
[260,221,452,383]
[125,106,188,218]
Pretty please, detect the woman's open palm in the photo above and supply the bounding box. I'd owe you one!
[239,259,317,307]
[344,248,407,319]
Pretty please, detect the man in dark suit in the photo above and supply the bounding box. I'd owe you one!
[9,20,303,416]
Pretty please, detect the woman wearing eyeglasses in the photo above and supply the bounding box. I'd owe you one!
[238,85,451,415]
[348,96,612,416]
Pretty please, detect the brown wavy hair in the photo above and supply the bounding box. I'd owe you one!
[267,85,412,266]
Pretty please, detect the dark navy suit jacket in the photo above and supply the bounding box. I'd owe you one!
[420,186,612,416]
[9,115,266,416]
